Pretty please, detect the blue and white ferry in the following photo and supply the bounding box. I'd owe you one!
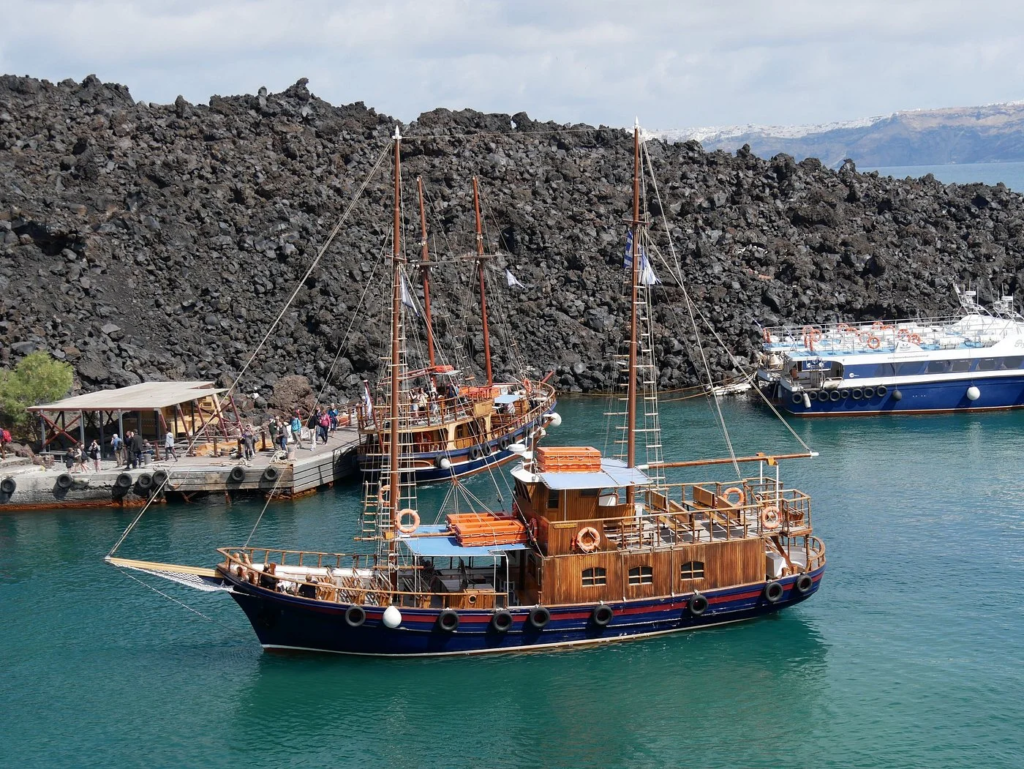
[757,291,1024,416]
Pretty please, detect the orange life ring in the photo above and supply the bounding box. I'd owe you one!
[575,526,600,553]
[761,506,781,530]
[872,321,885,330]
[908,333,922,345]
[866,335,881,350]
[378,484,391,507]
[762,328,771,343]
[396,508,420,534]
[838,323,853,334]
[523,378,533,395]
[897,328,909,339]
[722,486,745,507]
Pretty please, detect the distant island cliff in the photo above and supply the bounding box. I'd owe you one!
[652,102,1024,168]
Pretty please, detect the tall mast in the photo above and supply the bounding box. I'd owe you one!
[626,120,641,478]
[389,127,403,535]
[416,177,437,369]
[473,177,494,386]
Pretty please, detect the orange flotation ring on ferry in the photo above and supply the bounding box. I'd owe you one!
[761,506,781,530]
[838,323,853,334]
[721,486,745,508]
[575,526,601,553]
[897,328,909,340]
[396,508,420,534]
[523,378,533,394]
[908,333,922,345]
[866,335,881,350]
[378,484,391,507]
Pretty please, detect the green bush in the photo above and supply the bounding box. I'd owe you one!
[0,352,74,431]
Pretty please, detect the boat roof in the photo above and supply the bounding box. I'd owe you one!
[398,525,529,558]
[513,457,652,490]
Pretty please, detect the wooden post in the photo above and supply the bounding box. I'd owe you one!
[625,121,641,505]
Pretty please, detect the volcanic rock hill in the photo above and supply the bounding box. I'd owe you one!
[2,74,1024,404]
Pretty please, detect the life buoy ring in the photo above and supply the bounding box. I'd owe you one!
[377,484,391,507]
[56,473,73,490]
[523,378,533,394]
[872,321,885,330]
[764,581,785,603]
[838,323,852,334]
[908,333,922,345]
[345,605,366,627]
[592,604,614,627]
[437,609,459,632]
[795,574,814,595]
[228,466,245,483]
[761,506,781,530]
[897,328,909,339]
[574,526,600,553]
[722,486,745,508]
[0,477,16,495]
[528,606,550,629]
[396,508,420,534]
[866,335,881,350]
[689,593,709,616]
[491,610,513,632]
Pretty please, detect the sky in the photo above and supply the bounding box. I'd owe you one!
[2,0,1024,130]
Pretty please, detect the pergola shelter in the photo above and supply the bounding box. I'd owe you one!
[29,381,242,459]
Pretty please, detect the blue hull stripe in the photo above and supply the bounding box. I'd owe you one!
[228,567,825,656]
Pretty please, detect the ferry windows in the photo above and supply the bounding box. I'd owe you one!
[582,567,607,587]
[547,490,560,509]
[895,362,926,376]
[628,566,653,585]
[1002,356,1024,369]
[926,360,952,374]
[680,561,705,580]
[977,358,998,371]
[873,363,895,378]
[950,359,971,373]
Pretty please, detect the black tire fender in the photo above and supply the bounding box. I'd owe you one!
[262,466,279,483]
[345,605,366,628]
[0,477,16,495]
[689,593,709,617]
[592,604,614,627]
[229,465,246,483]
[55,473,73,490]
[764,580,785,603]
[795,574,814,595]
[437,609,460,632]
[491,610,513,632]
[115,473,133,489]
[136,473,153,491]
[528,606,551,630]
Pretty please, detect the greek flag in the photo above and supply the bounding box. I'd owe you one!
[400,273,420,316]
[505,269,525,289]
[624,230,660,285]
[362,381,375,423]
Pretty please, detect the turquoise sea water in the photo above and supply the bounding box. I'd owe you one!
[3,396,1024,767]
[865,160,1024,191]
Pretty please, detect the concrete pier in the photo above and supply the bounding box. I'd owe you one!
[0,427,361,511]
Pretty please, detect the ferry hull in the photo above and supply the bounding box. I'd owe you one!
[227,568,824,657]
[781,376,1024,416]
[358,408,555,483]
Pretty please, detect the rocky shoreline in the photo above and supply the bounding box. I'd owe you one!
[3,74,1024,405]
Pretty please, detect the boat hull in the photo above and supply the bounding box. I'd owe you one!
[780,375,1024,416]
[227,568,824,657]
[358,407,555,482]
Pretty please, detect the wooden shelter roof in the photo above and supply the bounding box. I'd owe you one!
[28,381,227,412]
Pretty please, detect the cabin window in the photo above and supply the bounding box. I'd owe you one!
[680,561,705,579]
[977,358,998,371]
[895,362,926,376]
[547,490,560,509]
[926,360,952,374]
[582,567,607,587]
[514,479,528,499]
[1002,356,1024,369]
[872,363,895,378]
[950,359,971,373]
[628,566,653,585]
[580,488,600,498]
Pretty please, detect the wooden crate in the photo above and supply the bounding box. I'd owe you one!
[535,446,602,473]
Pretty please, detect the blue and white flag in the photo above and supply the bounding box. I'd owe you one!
[625,230,660,285]
[624,230,636,270]
[400,273,420,316]
[505,268,525,289]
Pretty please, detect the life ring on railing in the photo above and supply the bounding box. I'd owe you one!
[377,484,391,507]
[897,328,909,339]
[761,506,781,530]
[838,323,852,334]
[575,526,600,553]
[523,378,533,394]
[908,333,922,345]
[866,335,881,350]
[872,321,885,330]
[396,508,420,534]
[721,486,745,508]
[762,328,771,343]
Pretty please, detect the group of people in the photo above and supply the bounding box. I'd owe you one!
[110,431,148,469]
[64,439,102,472]
[265,405,345,454]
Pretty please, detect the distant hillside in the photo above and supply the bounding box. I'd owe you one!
[652,102,1024,168]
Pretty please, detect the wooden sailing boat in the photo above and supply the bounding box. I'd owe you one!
[356,172,558,483]
[107,124,826,656]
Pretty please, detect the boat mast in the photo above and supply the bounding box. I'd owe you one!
[473,177,494,386]
[626,120,641,481]
[416,177,437,369]
[388,128,403,542]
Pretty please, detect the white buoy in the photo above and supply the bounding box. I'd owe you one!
[382,605,402,628]
[547,412,562,427]
[508,442,527,454]
[438,457,452,470]
[967,386,981,401]
[802,393,812,409]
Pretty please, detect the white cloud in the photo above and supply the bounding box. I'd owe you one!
[3,0,1024,129]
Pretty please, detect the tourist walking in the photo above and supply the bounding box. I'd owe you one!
[328,404,338,433]
[111,432,123,465]
[74,445,89,473]
[88,439,101,471]
[276,417,288,453]
[267,417,278,449]
[164,431,179,462]
[316,410,329,445]
[242,424,255,460]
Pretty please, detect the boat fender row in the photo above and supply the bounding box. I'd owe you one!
[0,477,16,495]
[793,385,890,406]
[689,593,709,617]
